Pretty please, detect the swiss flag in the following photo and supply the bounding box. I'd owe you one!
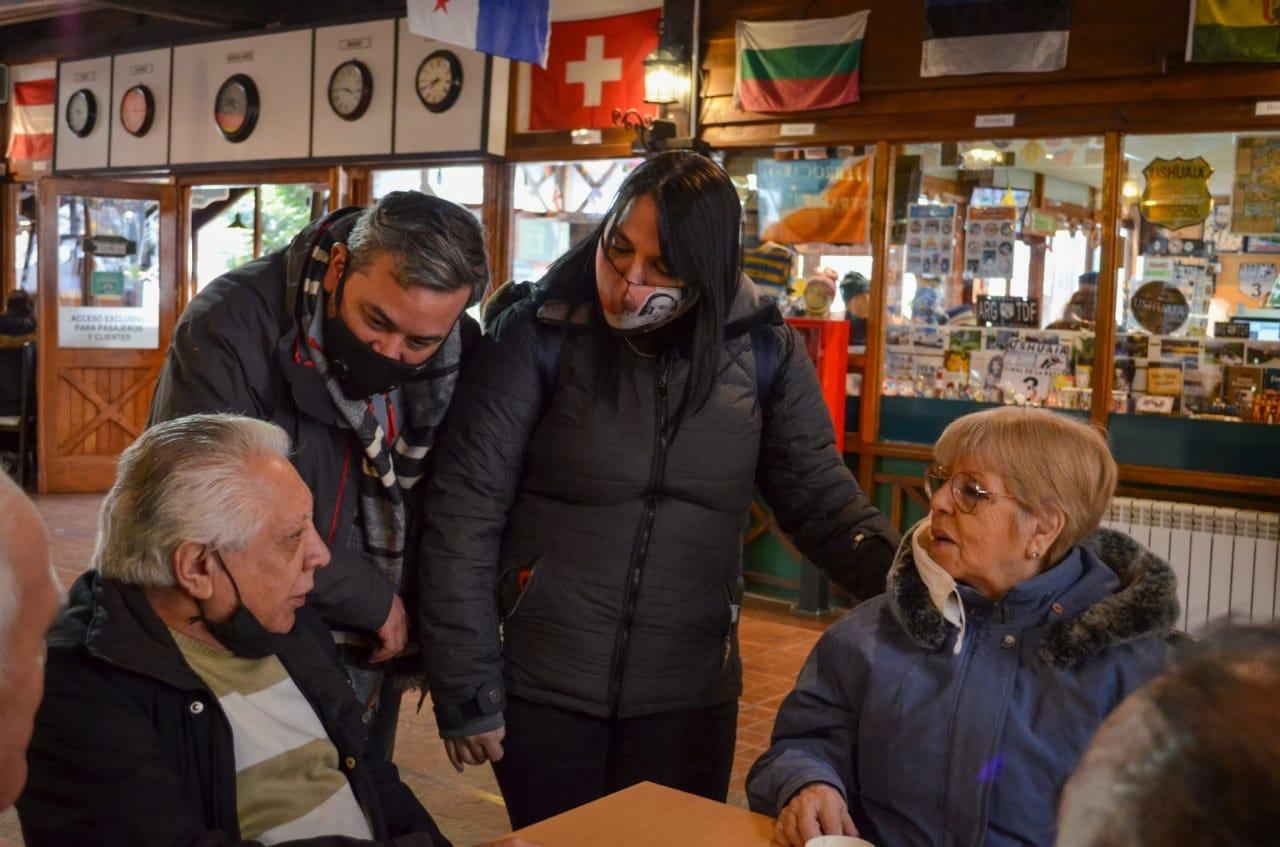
[530,8,660,131]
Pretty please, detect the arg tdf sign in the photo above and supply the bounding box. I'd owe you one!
[1141,157,1213,231]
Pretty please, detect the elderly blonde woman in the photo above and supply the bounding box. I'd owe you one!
[747,407,1180,847]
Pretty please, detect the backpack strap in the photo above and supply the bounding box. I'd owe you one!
[534,325,564,401]
[749,323,782,407]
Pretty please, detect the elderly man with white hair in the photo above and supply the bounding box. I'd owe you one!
[0,473,60,812]
[16,414,450,847]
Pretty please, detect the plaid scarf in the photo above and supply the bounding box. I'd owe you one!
[294,224,464,704]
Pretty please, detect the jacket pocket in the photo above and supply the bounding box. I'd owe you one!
[498,554,543,621]
[722,579,743,671]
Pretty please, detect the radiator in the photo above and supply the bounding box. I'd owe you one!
[1101,498,1280,634]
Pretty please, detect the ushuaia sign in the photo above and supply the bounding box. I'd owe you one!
[1141,157,1213,231]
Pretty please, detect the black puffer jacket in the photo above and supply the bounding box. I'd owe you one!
[150,208,477,637]
[419,278,898,737]
[17,572,447,846]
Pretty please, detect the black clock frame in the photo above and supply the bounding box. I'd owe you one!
[119,84,156,138]
[66,88,97,138]
[214,73,260,144]
[328,59,374,122]
[415,49,463,114]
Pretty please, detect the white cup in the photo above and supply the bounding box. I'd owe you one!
[804,837,875,847]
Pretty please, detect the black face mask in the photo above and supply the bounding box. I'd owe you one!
[190,552,293,659]
[322,270,433,400]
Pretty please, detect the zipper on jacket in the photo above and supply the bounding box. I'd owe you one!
[608,355,673,712]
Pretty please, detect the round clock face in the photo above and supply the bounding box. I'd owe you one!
[214,74,260,143]
[119,84,155,137]
[66,89,97,138]
[328,59,373,121]
[416,50,463,114]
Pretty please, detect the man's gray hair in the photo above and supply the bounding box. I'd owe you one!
[1060,625,1280,847]
[346,190,490,306]
[92,414,291,587]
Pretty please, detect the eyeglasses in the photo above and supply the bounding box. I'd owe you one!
[923,464,1021,514]
[600,235,686,294]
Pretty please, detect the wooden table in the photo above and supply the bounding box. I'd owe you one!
[509,782,775,846]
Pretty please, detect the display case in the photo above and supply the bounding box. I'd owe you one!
[1105,131,1280,477]
[875,137,1104,444]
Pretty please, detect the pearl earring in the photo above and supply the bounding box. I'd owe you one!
[1031,550,1040,558]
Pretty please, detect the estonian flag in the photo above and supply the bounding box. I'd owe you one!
[921,0,1071,78]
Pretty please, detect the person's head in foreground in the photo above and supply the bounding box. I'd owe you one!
[1057,624,1280,847]
[747,406,1180,847]
[17,414,449,846]
[0,473,60,811]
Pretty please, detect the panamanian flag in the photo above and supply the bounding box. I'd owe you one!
[408,0,551,67]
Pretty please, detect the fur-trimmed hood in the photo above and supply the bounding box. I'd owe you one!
[888,521,1181,669]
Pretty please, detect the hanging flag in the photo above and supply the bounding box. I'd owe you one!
[734,11,869,113]
[407,0,550,67]
[5,62,56,162]
[1187,0,1280,63]
[921,0,1070,77]
[529,7,661,131]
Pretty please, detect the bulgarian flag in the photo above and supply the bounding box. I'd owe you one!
[734,10,869,113]
[1187,0,1280,62]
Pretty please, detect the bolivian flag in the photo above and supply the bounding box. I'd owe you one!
[1187,0,1280,62]
[734,11,868,113]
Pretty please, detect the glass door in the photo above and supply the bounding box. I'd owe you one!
[36,178,177,492]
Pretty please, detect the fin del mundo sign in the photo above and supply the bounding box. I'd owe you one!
[1141,157,1213,231]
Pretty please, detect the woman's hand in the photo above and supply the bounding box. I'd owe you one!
[443,726,506,773]
[772,782,858,847]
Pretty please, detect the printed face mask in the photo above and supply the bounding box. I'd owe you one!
[602,286,699,335]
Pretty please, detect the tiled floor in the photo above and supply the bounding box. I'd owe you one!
[1,492,837,846]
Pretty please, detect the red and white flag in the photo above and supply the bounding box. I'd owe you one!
[529,7,660,131]
[6,62,55,162]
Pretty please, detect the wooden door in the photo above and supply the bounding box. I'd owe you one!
[36,178,177,493]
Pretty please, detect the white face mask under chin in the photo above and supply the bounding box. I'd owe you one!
[913,518,967,656]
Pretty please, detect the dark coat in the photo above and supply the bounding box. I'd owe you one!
[419,278,899,737]
[17,571,447,847]
[747,526,1181,847]
[149,208,478,636]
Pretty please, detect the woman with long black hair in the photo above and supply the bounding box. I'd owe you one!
[418,151,898,828]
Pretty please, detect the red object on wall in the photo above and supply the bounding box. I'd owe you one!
[785,318,850,453]
[529,8,660,131]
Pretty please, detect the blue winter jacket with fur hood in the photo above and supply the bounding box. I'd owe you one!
[747,525,1180,847]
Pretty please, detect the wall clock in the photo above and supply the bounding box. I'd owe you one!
[214,73,260,143]
[66,88,97,138]
[328,59,373,121]
[415,49,463,114]
[119,84,155,137]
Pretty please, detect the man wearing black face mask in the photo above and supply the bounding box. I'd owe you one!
[18,414,452,846]
[150,191,488,759]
